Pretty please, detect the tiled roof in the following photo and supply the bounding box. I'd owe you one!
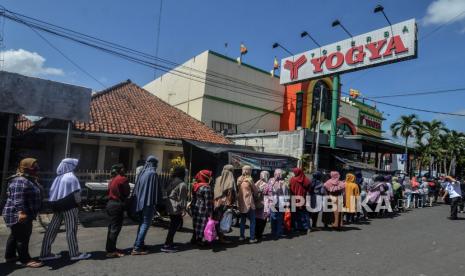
[74,80,231,144]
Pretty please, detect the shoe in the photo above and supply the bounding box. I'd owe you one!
[249,239,258,244]
[447,217,458,220]
[131,249,148,255]
[161,245,178,253]
[239,237,245,241]
[5,257,19,263]
[70,253,91,261]
[39,253,62,261]
[106,252,125,258]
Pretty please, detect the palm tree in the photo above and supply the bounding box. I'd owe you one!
[420,120,448,175]
[445,130,465,176]
[390,114,420,175]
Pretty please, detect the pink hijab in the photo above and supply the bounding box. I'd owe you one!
[324,171,345,193]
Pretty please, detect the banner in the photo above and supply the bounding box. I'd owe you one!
[229,152,297,170]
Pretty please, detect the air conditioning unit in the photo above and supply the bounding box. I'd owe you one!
[256,129,266,133]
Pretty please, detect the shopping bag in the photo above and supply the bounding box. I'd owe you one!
[284,210,292,232]
[220,209,233,233]
[203,217,218,242]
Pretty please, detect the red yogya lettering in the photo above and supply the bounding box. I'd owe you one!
[325,52,344,70]
[346,45,366,65]
[365,39,387,60]
[383,35,409,57]
[310,56,326,73]
[284,55,307,80]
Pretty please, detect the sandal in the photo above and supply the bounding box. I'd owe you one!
[106,252,125,258]
[23,260,44,268]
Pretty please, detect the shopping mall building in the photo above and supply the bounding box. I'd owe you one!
[145,50,407,173]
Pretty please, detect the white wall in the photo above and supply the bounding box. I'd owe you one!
[229,129,305,160]
[202,97,281,133]
[144,50,285,133]
[339,98,359,127]
[143,51,209,121]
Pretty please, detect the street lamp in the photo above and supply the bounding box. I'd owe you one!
[374,4,392,26]
[300,31,323,171]
[331,19,353,38]
[272,42,294,56]
[300,31,321,47]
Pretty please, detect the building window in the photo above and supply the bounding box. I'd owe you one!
[104,146,133,170]
[70,144,98,170]
[212,121,238,135]
[162,150,183,171]
[311,80,332,128]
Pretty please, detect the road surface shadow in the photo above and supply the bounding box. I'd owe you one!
[0,262,22,276]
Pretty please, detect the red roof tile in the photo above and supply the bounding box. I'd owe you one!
[73,80,231,144]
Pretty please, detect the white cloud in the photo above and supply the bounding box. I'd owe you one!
[2,49,64,77]
[423,0,465,25]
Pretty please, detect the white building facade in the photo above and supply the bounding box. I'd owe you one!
[144,50,284,134]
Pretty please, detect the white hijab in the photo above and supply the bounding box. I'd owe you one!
[49,158,81,202]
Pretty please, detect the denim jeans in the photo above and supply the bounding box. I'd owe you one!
[134,205,155,250]
[270,211,283,238]
[240,209,256,240]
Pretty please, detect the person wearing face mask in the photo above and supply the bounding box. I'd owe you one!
[3,158,43,268]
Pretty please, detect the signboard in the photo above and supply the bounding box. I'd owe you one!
[229,152,297,171]
[360,114,382,130]
[0,71,91,121]
[280,19,417,84]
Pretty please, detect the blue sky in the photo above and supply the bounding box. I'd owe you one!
[2,0,465,135]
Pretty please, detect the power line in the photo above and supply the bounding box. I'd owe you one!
[4,9,105,88]
[4,7,465,121]
[368,87,465,99]
[1,8,284,98]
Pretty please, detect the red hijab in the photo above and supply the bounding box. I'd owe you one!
[290,168,311,197]
[193,170,213,193]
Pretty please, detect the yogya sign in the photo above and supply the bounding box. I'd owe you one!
[280,19,417,84]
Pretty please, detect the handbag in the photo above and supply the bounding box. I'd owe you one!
[219,209,233,233]
[203,217,218,242]
[284,210,292,232]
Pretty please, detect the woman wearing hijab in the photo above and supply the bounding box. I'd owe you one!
[367,175,387,217]
[264,169,288,239]
[323,171,345,230]
[40,158,91,261]
[191,170,213,246]
[237,165,258,243]
[105,164,130,258]
[309,171,324,229]
[344,173,360,224]
[132,155,162,255]
[254,171,269,240]
[3,158,43,268]
[213,164,236,243]
[392,176,404,212]
[162,166,188,253]
[289,168,311,233]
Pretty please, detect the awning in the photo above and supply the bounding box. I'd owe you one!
[334,155,392,172]
[306,131,362,152]
[182,139,298,176]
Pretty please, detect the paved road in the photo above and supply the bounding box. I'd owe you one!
[0,204,464,276]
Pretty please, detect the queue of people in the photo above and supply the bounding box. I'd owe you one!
[2,156,460,268]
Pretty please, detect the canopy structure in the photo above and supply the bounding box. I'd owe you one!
[182,139,298,178]
[334,155,393,179]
